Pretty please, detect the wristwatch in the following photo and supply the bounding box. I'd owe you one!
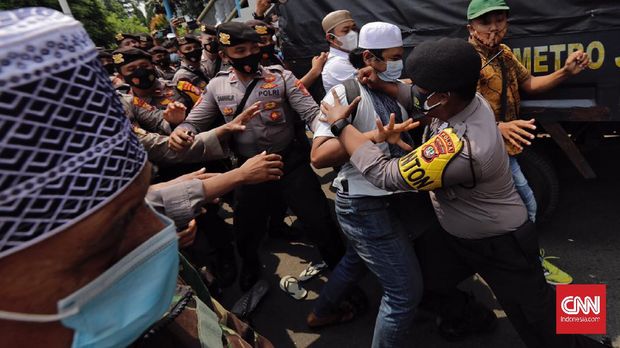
[330,119,350,137]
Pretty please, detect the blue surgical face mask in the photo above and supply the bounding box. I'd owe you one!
[0,205,179,348]
[169,52,180,64]
[378,59,403,82]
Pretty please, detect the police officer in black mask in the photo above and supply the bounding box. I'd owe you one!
[149,46,176,81]
[172,34,210,91]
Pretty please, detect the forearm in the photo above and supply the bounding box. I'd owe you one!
[201,168,246,202]
[311,137,350,168]
[299,68,322,89]
[521,68,569,94]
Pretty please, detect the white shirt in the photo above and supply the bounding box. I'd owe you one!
[314,81,409,197]
[322,47,357,93]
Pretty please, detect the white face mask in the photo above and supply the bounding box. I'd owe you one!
[334,30,358,52]
[378,59,403,82]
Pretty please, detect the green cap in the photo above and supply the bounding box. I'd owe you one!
[467,0,510,20]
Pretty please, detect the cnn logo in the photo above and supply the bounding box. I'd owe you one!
[560,296,600,315]
[556,284,606,334]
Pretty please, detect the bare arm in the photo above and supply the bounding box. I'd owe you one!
[520,50,590,94]
[311,136,350,169]
[299,52,328,89]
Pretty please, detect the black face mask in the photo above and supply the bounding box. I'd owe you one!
[229,52,261,74]
[125,67,157,90]
[259,45,276,61]
[184,49,203,63]
[103,63,116,75]
[203,41,219,55]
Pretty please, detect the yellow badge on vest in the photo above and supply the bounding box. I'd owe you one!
[398,128,463,191]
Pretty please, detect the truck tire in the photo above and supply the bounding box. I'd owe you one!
[516,149,560,223]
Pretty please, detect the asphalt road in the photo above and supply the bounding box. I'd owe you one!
[219,135,620,348]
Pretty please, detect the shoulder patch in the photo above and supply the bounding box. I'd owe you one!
[132,97,154,111]
[177,81,202,103]
[398,128,464,191]
[294,79,310,96]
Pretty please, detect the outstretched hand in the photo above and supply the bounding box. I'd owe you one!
[319,88,361,124]
[373,114,420,151]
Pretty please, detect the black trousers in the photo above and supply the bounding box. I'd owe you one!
[234,144,344,270]
[417,219,605,348]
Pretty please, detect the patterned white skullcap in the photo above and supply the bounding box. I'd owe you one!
[358,22,403,50]
[0,8,147,259]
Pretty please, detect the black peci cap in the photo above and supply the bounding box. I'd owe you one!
[112,47,152,68]
[217,22,261,47]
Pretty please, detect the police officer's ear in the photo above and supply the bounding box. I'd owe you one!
[218,48,228,62]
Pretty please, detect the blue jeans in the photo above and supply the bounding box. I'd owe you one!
[510,156,537,222]
[314,194,423,348]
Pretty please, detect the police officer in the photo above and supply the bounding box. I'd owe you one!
[322,38,608,348]
[173,34,210,91]
[138,32,154,51]
[169,22,345,291]
[115,32,140,48]
[150,45,177,81]
[113,47,200,128]
[201,24,229,79]
[245,19,284,67]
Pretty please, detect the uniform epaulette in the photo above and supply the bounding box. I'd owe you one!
[132,96,155,111]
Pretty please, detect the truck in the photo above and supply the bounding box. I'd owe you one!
[275,0,620,222]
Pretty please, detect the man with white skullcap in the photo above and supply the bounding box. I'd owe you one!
[308,22,423,348]
[321,10,359,92]
[0,7,282,347]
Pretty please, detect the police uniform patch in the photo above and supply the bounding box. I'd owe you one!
[398,128,464,191]
[294,79,310,96]
[133,96,154,111]
[263,101,278,110]
[223,107,234,116]
[261,82,278,89]
[270,111,281,121]
[264,74,276,83]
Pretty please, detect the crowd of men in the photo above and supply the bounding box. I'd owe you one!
[0,0,613,347]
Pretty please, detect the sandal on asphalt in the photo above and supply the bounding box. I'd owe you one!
[279,275,307,300]
[298,261,328,282]
[231,279,270,320]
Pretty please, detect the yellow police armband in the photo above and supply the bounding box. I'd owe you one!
[177,81,202,103]
[398,128,464,191]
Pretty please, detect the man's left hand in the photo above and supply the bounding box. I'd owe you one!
[319,89,361,124]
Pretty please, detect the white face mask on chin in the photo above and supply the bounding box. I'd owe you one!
[334,31,358,52]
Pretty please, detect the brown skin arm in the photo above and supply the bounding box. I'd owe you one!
[299,52,328,89]
[520,50,590,94]
[311,136,350,169]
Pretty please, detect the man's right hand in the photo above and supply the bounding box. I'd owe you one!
[238,151,284,184]
[163,102,187,126]
[497,119,536,151]
[169,127,195,152]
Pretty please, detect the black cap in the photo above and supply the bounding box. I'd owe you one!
[217,22,261,47]
[408,38,481,93]
[175,34,201,48]
[138,33,153,43]
[114,33,140,44]
[200,24,217,35]
[97,48,113,59]
[112,47,152,68]
[245,20,276,36]
[149,46,168,55]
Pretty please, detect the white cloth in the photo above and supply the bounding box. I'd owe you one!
[322,47,357,93]
[313,82,408,197]
[359,22,402,49]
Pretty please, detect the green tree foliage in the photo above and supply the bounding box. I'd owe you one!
[0,0,148,48]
